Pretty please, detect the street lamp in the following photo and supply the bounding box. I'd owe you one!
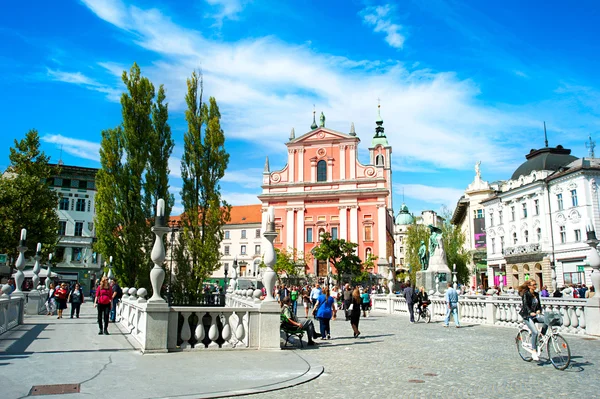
[168,219,180,306]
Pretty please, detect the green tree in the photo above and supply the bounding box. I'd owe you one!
[176,71,230,300]
[313,233,362,284]
[271,247,310,283]
[440,206,470,284]
[95,63,162,288]
[0,130,59,267]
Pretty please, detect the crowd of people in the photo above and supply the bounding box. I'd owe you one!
[44,277,123,335]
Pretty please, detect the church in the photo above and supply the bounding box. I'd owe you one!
[258,107,395,281]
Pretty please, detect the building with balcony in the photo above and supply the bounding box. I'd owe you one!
[50,164,102,290]
[481,142,600,291]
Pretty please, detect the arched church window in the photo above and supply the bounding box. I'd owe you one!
[375,154,384,166]
[317,160,327,182]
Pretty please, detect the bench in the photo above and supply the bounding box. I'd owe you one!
[280,315,305,348]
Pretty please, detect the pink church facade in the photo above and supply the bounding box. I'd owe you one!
[258,110,395,280]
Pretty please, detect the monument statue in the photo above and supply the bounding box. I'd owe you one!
[475,161,481,179]
[428,225,443,258]
[418,240,428,271]
[319,112,326,127]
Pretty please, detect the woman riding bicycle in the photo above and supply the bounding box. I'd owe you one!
[518,280,547,361]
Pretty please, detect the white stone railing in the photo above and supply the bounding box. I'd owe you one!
[25,289,49,315]
[372,294,590,335]
[0,295,24,335]
[169,307,259,350]
[117,288,279,353]
[226,290,261,308]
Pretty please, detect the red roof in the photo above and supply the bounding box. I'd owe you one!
[170,204,262,226]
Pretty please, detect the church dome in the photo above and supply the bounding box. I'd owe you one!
[511,145,578,180]
[395,203,414,225]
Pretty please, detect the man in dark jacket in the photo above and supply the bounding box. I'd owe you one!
[404,285,417,323]
[343,283,353,321]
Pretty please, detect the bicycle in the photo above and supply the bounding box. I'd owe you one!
[415,301,431,323]
[515,311,571,370]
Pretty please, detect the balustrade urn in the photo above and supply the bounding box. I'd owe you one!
[208,315,219,348]
[13,230,28,298]
[1,284,10,297]
[128,288,138,300]
[221,313,232,347]
[246,288,253,298]
[32,243,42,289]
[180,312,192,349]
[149,198,168,303]
[137,288,148,303]
[253,289,262,303]
[122,288,130,300]
[194,317,205,349]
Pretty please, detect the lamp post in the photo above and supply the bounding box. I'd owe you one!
[149,198,168,303]
[45,254,53,290]
[167,219,179,306]
[13,229,28,298]
[224,262,229,293]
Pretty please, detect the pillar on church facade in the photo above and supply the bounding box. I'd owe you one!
[298,149,304,182]
[340,145,346,180]
[286,208,295,250]
[296,208,305,252]
[311,159,317,182]
[377,204,387,259]
[350,205,358,244]
[288,149,295,183]
[339,206,348,241]
[349,145,356,179]
[327,158,333,182]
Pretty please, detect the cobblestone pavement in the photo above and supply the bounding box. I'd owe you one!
[239,312,600,399]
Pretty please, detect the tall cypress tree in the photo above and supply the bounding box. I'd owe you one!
[176,71,230,300]
[95,63,170,288]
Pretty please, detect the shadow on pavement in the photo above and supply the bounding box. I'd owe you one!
[0,323,48,354]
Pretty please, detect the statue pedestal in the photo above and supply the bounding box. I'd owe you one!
[418,252,452,295]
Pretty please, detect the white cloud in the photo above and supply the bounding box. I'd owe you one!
[75,0,542,174]
[80,0,128,28]
[360,4,405,49]
[41,134,101,162]
[401,184,464,207]
[222,168,263,188]
[204,0,248,25]
[222,191,261,205]
[514,70,529,78]
[46,68,121,102]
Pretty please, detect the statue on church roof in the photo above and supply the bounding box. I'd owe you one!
[475,161,481,179]
[319,112,326,127]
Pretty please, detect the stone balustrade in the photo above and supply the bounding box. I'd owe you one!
[25,289,49,316]
[117,289,277,352]
[0,294,24,335]
[372,294,590,336]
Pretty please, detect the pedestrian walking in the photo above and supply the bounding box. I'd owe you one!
[314,287,334,339]
[94,277,112,335]
[342,283,352,321]
[330,286,340,320]
[350,287,362,338]
[310,284,322,309]
[302,286,311,317]
[444,283,461,328]
[403,284,417,323]
[360,287,370,317]
[68,283,84,318]
[290,286,298,316]
[54,283,69,319]
[46,283,57,316]
[109,279,122,322]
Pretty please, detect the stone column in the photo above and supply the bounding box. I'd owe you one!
[339,206,348,241]
[327,157,333,182]
[13,229,27,298]
[377,204,387,259]
[288,149,295,183]
[340,145,346,180]
[27,243,43,315]
[349,145,356,179]
[349,205,358,244]
[260,205,282,349]
[286,208,295,250]
[310,158,317,182]
[296,208,305,253]
[298,149,304,182]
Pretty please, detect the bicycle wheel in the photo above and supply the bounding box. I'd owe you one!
[415,307,422,323]
[516,330,533,362]
[547,334,570,370]
[424,308,431,323]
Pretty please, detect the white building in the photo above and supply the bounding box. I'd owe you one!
[481,144,600,291]
[451,163,497,288]
[50,164,102,288]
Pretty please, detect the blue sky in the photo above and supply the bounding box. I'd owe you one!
[1,0,600,217]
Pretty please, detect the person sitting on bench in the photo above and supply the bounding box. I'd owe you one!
[281,296,317,346]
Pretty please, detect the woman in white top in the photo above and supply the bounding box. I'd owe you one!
[330,286,340,320]
[46,283,56,316]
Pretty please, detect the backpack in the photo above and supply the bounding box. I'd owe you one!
[572,289,579,298]
[290,290,298,301]
[115,284,123,300]
[411,290,419,303]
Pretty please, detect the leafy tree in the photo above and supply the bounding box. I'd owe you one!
[176,71,230,301]
[440,206,470,284]
[313,233,362,284]
[95,63,168,288]
[0,130,59,269]
[271,247,310,283]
